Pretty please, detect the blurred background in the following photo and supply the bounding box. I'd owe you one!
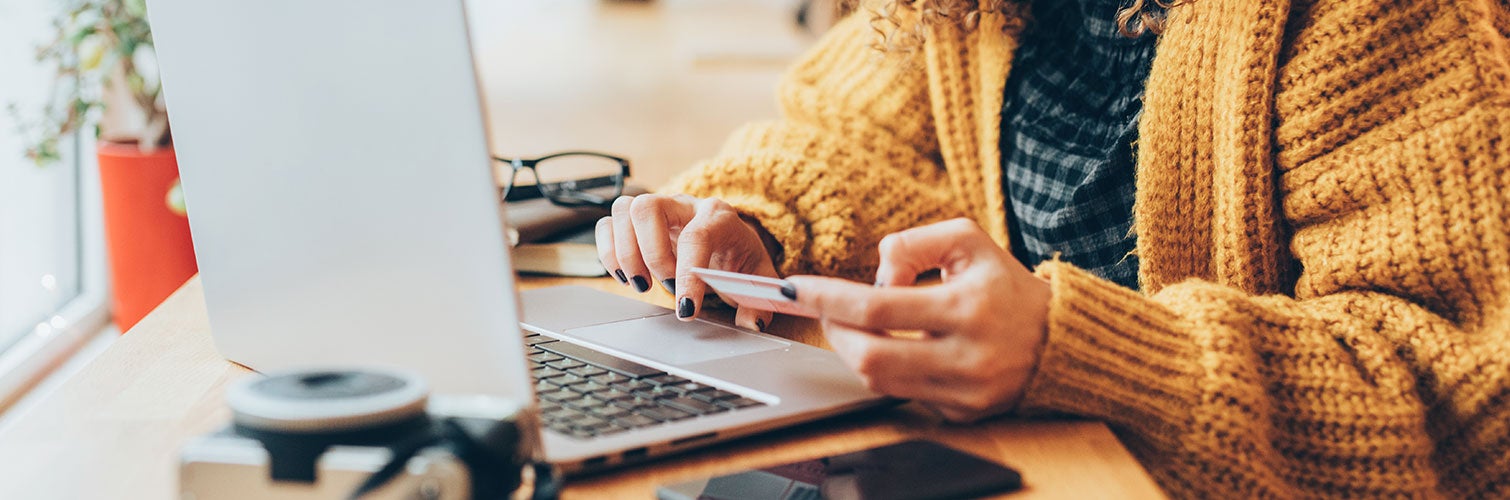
[0,0,836,422]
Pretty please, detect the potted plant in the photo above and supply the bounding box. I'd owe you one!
[10,0,196,330]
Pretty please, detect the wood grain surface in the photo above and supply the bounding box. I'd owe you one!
[0,278,1164,499]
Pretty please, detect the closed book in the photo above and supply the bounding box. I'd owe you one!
[504,185,646,277]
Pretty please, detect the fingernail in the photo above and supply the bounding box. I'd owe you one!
[755,318,766,331]
[632,275,650,293]
[661,279,676,294]
[780,282,797,300]
[677,297,694,318]
[614,269,628,284]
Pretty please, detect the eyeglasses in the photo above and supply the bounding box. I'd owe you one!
[493,151,631,208]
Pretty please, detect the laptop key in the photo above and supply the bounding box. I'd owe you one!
[595,389,633,402]
[590,372,628,385]
[571,381,611,394]
[613,414,658,429]
[698,389,742,401]
[611,397,657,410]
[632,387,671,400]
[553,374,587,386]
[528,352,564,363]
[653,385,687,397]
[531,367,566,379]
[539,390,580,403]
[524,334,557,347]
[573,416,611,430]
[660,396,728,415]
[547,358,587,370]
[596,424,629,436]
[647,374,688,386]
[719,397,765,409]
[690,390,739,403]
[562,398,602,412]
[567,365,608,378]
[536,341,665,378]
[590,405,631,419]
[635,406,694,422]
[613,380,657,393]
[667,381,711,394]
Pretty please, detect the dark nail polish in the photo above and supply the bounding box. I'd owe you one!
[661,279,676,294]
[614,269,628,284]
[632,275,650,293]
[677,297,694,318]
[755,318,766,331]
[780,282,797,300]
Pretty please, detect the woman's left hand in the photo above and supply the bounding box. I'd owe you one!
[785,218,1052,422]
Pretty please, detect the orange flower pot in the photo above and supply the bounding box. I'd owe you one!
[97,142,197,331]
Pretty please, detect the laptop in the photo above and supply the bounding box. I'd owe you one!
[145,0,887,474]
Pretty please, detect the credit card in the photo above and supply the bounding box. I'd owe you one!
[689,267,818,318]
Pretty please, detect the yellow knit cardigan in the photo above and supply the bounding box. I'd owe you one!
[668,0,1510,496]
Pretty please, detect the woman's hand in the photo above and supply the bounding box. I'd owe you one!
[595,194,778,331]
[785,218,1052,422]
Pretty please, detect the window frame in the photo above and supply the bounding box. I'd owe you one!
[0,132,111,410]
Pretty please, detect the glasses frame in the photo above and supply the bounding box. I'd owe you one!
[493,151,631,208]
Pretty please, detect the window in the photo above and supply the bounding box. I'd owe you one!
[0,0,110,406]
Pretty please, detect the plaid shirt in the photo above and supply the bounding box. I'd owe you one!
[999,0,1156,290]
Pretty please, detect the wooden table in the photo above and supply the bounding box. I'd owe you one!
[0,276,1165,499]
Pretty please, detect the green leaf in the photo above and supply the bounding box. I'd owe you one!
[69,25,97,44]
[124,0,147,18]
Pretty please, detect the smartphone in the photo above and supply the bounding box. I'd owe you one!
[656,440,1023,500]
[690,267,818,318]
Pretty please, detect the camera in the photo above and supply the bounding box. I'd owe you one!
[179,368,534,500]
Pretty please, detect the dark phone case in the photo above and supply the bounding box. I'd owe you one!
[835,440,1022,500]
[656,439,1022,500]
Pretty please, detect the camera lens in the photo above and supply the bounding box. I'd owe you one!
[228,368,430,433]
[298,372,345,387]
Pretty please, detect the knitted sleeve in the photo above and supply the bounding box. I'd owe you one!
[1018,2,1510,497]
[662,13,963,279]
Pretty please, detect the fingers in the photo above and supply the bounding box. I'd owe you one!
[822,322,956,400]
[825,322,1016,422]
[611,196,652,292]
[918,402,999,424]
[629,194,696,289]
[672,198,734,320]
[604,194,778,323]
[874,218,998,286]
[593,216,626,284]
[734,303,774,332]
[784,275,962,331]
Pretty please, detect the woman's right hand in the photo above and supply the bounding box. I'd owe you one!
[595,194,778,332]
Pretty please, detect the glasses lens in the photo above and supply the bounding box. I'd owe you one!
[534,154,623,198]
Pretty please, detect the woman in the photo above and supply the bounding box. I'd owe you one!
[596,0,1510,496]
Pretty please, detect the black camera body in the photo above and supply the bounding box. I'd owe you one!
[180,369,531,500]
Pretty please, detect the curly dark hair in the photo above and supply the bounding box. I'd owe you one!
[846,0,1185,52]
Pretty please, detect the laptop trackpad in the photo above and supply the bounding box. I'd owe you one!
[563,315,788,366]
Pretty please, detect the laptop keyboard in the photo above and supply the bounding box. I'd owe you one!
[524,333,767,439]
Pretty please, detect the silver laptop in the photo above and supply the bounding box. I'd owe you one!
[146,0,887,474]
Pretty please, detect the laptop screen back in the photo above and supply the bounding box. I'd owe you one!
[147,0,532,401]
